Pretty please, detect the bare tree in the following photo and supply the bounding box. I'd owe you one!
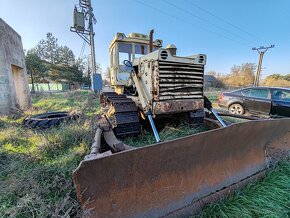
[223,63,256,87]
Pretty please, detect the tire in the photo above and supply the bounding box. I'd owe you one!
[228,103,245,115]
[23,111,80,129]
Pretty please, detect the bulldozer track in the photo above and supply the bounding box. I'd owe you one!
[101,92,140,137]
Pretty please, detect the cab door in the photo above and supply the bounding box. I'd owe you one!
[243,88,271,115]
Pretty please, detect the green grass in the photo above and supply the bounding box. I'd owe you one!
[124,122,210,147]
[205,91,222,103]
[0,91,99,217]
[0,91,289,217]
[31,91,100,116]
[195,162,290,218]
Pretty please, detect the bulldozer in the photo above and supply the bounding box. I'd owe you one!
[101,30,210,141]
[73,31,290,217]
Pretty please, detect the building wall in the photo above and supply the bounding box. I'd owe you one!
[0,18,31,115]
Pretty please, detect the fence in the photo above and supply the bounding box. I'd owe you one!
[29,83,69,92]
[204,87,240,102]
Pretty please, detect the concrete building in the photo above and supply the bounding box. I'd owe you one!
[0,18,31,115]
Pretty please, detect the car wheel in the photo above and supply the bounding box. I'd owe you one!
[229,103,244,115]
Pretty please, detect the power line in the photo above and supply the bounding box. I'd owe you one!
[79,40,86,60]
[163,0,255,45]
[183,0,269,44]
[136,0,250,47]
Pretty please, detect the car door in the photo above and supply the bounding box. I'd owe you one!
[243,88,271,115]
[271,89,290,117]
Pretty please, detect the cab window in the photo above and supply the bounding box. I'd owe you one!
[134,44,148,59]
[117,43,132,81]
[118,43,132,70]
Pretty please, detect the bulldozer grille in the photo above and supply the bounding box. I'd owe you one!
[157,60,204,101]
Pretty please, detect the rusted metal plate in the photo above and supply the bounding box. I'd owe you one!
[166,170,266,217]
[153,99,204,114]
[73,118,290,218]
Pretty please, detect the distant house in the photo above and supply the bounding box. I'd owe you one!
[204,75,220,87]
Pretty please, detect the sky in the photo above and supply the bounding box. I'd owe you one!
[1,0,290,78]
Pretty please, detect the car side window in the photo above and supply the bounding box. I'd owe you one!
[273,89,290,101]
[241,89,250,96]
[249,88,270,99]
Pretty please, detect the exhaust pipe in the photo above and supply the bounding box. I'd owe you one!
[149,29,154,52]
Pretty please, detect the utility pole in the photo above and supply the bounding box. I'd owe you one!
[70,0,101,91]
[87,55,91,88]
[252,45,274,86]
[87,0,97,91]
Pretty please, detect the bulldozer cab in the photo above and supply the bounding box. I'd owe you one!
[109,32,162,87]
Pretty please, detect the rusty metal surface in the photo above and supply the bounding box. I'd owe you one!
[155,60,204,102]
[103,130,126,152]
[153,99,203,115]
[73,118,290,218]
[218,112,261,120]
[166,170,266,217]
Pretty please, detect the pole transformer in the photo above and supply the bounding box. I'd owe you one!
[70,0,102,91]
[252,45,274,86]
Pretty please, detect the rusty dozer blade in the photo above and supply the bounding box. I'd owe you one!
[73,118,290,218]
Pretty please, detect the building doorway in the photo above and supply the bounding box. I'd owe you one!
[11,65,26,109]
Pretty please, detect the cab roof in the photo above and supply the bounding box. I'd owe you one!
[109,32,163,49]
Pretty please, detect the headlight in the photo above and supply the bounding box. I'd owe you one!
[155,39,162,47]
[198,55,206,64]
[117,33,125,40]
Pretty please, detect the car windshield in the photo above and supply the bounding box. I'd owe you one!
[273,89,290,101]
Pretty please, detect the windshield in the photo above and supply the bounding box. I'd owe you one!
[117,43,150,81]
[118,43,132,72]
[118,43,149,68]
